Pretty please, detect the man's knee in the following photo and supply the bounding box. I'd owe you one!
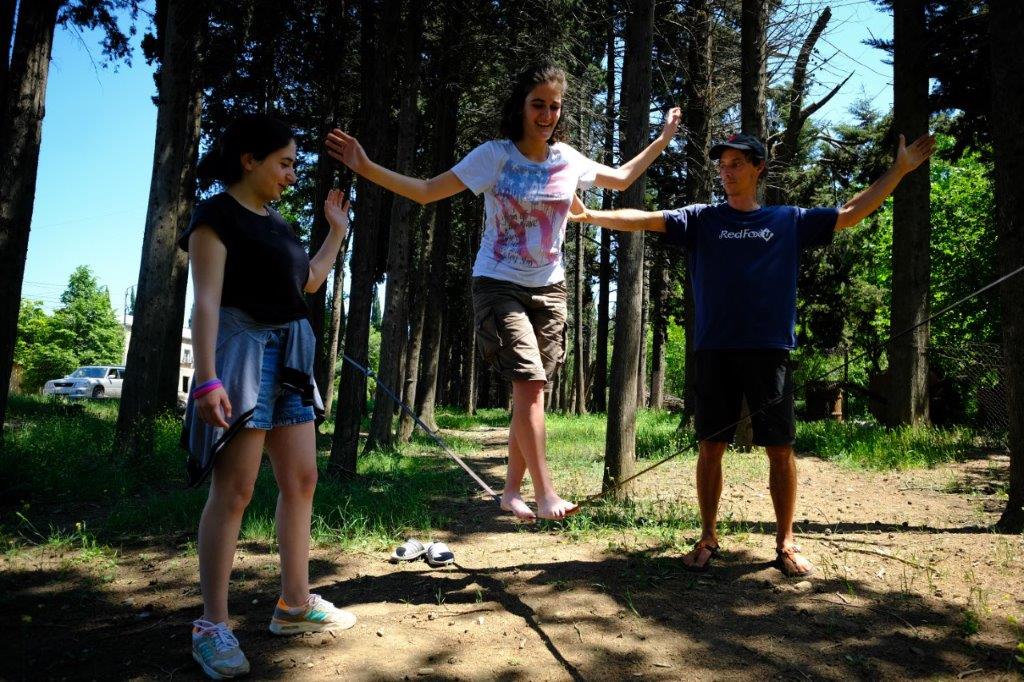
[698,440,727,461]
[764,445,794,463]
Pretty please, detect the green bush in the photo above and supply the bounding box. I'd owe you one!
[795,419,977,469]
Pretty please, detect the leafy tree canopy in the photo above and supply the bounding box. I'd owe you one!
[15,266,125,391]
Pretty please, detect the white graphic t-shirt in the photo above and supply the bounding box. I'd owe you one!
[452,140,598,287]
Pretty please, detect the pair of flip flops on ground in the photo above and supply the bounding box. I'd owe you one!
[681,541,814,578]
[389,538,455,567]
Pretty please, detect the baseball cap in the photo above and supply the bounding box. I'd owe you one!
[709,133,766,161]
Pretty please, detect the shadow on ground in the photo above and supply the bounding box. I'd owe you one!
[3,537,1020,680]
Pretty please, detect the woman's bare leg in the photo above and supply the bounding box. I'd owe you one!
[198,429,266,624]
[265,422,318,606]
[501,419,536,520]
[510,379,575,519]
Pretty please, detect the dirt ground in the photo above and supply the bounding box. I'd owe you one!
[4,425,1024,681]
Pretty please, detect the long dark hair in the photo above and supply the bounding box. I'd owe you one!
[196,114,294,189]
[498,62,567,145]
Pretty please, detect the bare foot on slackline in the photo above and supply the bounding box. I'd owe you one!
[535,496,579,521]
[500,491,536,521]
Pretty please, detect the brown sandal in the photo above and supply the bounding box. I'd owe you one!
[682,540,720,573]
[775,544,814,578]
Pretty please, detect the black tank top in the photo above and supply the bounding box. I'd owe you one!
[179,192,310,324]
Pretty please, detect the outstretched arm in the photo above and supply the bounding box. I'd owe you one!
[592,107,682,192]
[306,189,350,293]
[325,129,466,205]
[569,196,666,232]
[835,132,936,231]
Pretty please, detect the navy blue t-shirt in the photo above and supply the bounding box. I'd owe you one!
[663,203,838,351]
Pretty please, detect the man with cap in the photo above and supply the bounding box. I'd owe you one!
[570,130,935,577]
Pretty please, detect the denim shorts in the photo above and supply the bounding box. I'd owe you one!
[246,329,316,430]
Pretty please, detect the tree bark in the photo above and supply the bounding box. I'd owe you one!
[0,0,60,441]
[740,0,767,140]
[636,253,648,407]
[307,0,347,406]
[680,0,715,424]
[462,208,482,414]
[328,0,397,478]
[0,0,16,107]
[736,0,768,450]
[649,246,668,409]
[321,243,348,417]
[366,0,424,451]
[990,1,1024,532]
[604,0,653,499]
[573,222,587,415]
[888,0,931,427]
[414,23,461,433]
[397,208,434,441]
[766,7,847,205]
[114,0,207,459]
[593,7,615,413]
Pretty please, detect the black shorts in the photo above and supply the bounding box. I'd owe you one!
[694,349,795,446]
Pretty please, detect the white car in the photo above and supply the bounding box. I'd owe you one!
[43,365,126,399]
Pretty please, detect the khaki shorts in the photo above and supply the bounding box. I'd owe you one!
[472,276,567,383]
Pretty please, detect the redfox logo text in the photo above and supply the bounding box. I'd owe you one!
[718,228,774,242]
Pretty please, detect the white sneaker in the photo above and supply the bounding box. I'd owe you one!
[269,593,357,634]
[191,619,250,679]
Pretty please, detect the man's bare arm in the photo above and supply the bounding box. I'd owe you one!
[569,199,666,233]
[835,133,936,231]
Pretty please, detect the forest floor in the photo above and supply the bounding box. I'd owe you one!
[4,423,1024,681]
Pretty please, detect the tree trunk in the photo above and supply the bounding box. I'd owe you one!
[603,0,653,499]
[766,7,843,205]
[462,209,482,414]
[0,0,16,106]
[414,28,461,433]
[736,0,767,450]
[307,0,346,407]
[573,222,587,415]
[740,0,767,140]
[417,298,445,430]
[680,0,715,425]
[649,247,668,409]
[366,0,424,451]
[321,243,348,417]
[888,0,931,427]
[990,1,1024,532]
[397,208,434,441]
[0,0,59,442]
[114,0,206,459]
[636,254,648,407]
[593,7,615,413]
[328,0,397,479]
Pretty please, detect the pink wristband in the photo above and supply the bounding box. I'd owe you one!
[192,379,223,399]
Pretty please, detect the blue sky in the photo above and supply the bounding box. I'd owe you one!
[23,1,893,317]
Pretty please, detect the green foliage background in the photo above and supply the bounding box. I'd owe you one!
[15,266,125,391]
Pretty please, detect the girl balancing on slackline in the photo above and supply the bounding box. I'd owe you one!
[181,114,355,680]
[326,62,681,521]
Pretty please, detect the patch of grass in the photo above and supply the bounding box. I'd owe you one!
[435,407,509,430]
[4,394,472,551]
[961,608,981,636]
[543,410,690,465]
[1,394,182,504]
[107,446,472,550]
[795,420,978,470]
[551,497,701,546]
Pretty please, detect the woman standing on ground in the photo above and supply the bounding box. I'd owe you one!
[180,114,354,679]
[326,63,680,521]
